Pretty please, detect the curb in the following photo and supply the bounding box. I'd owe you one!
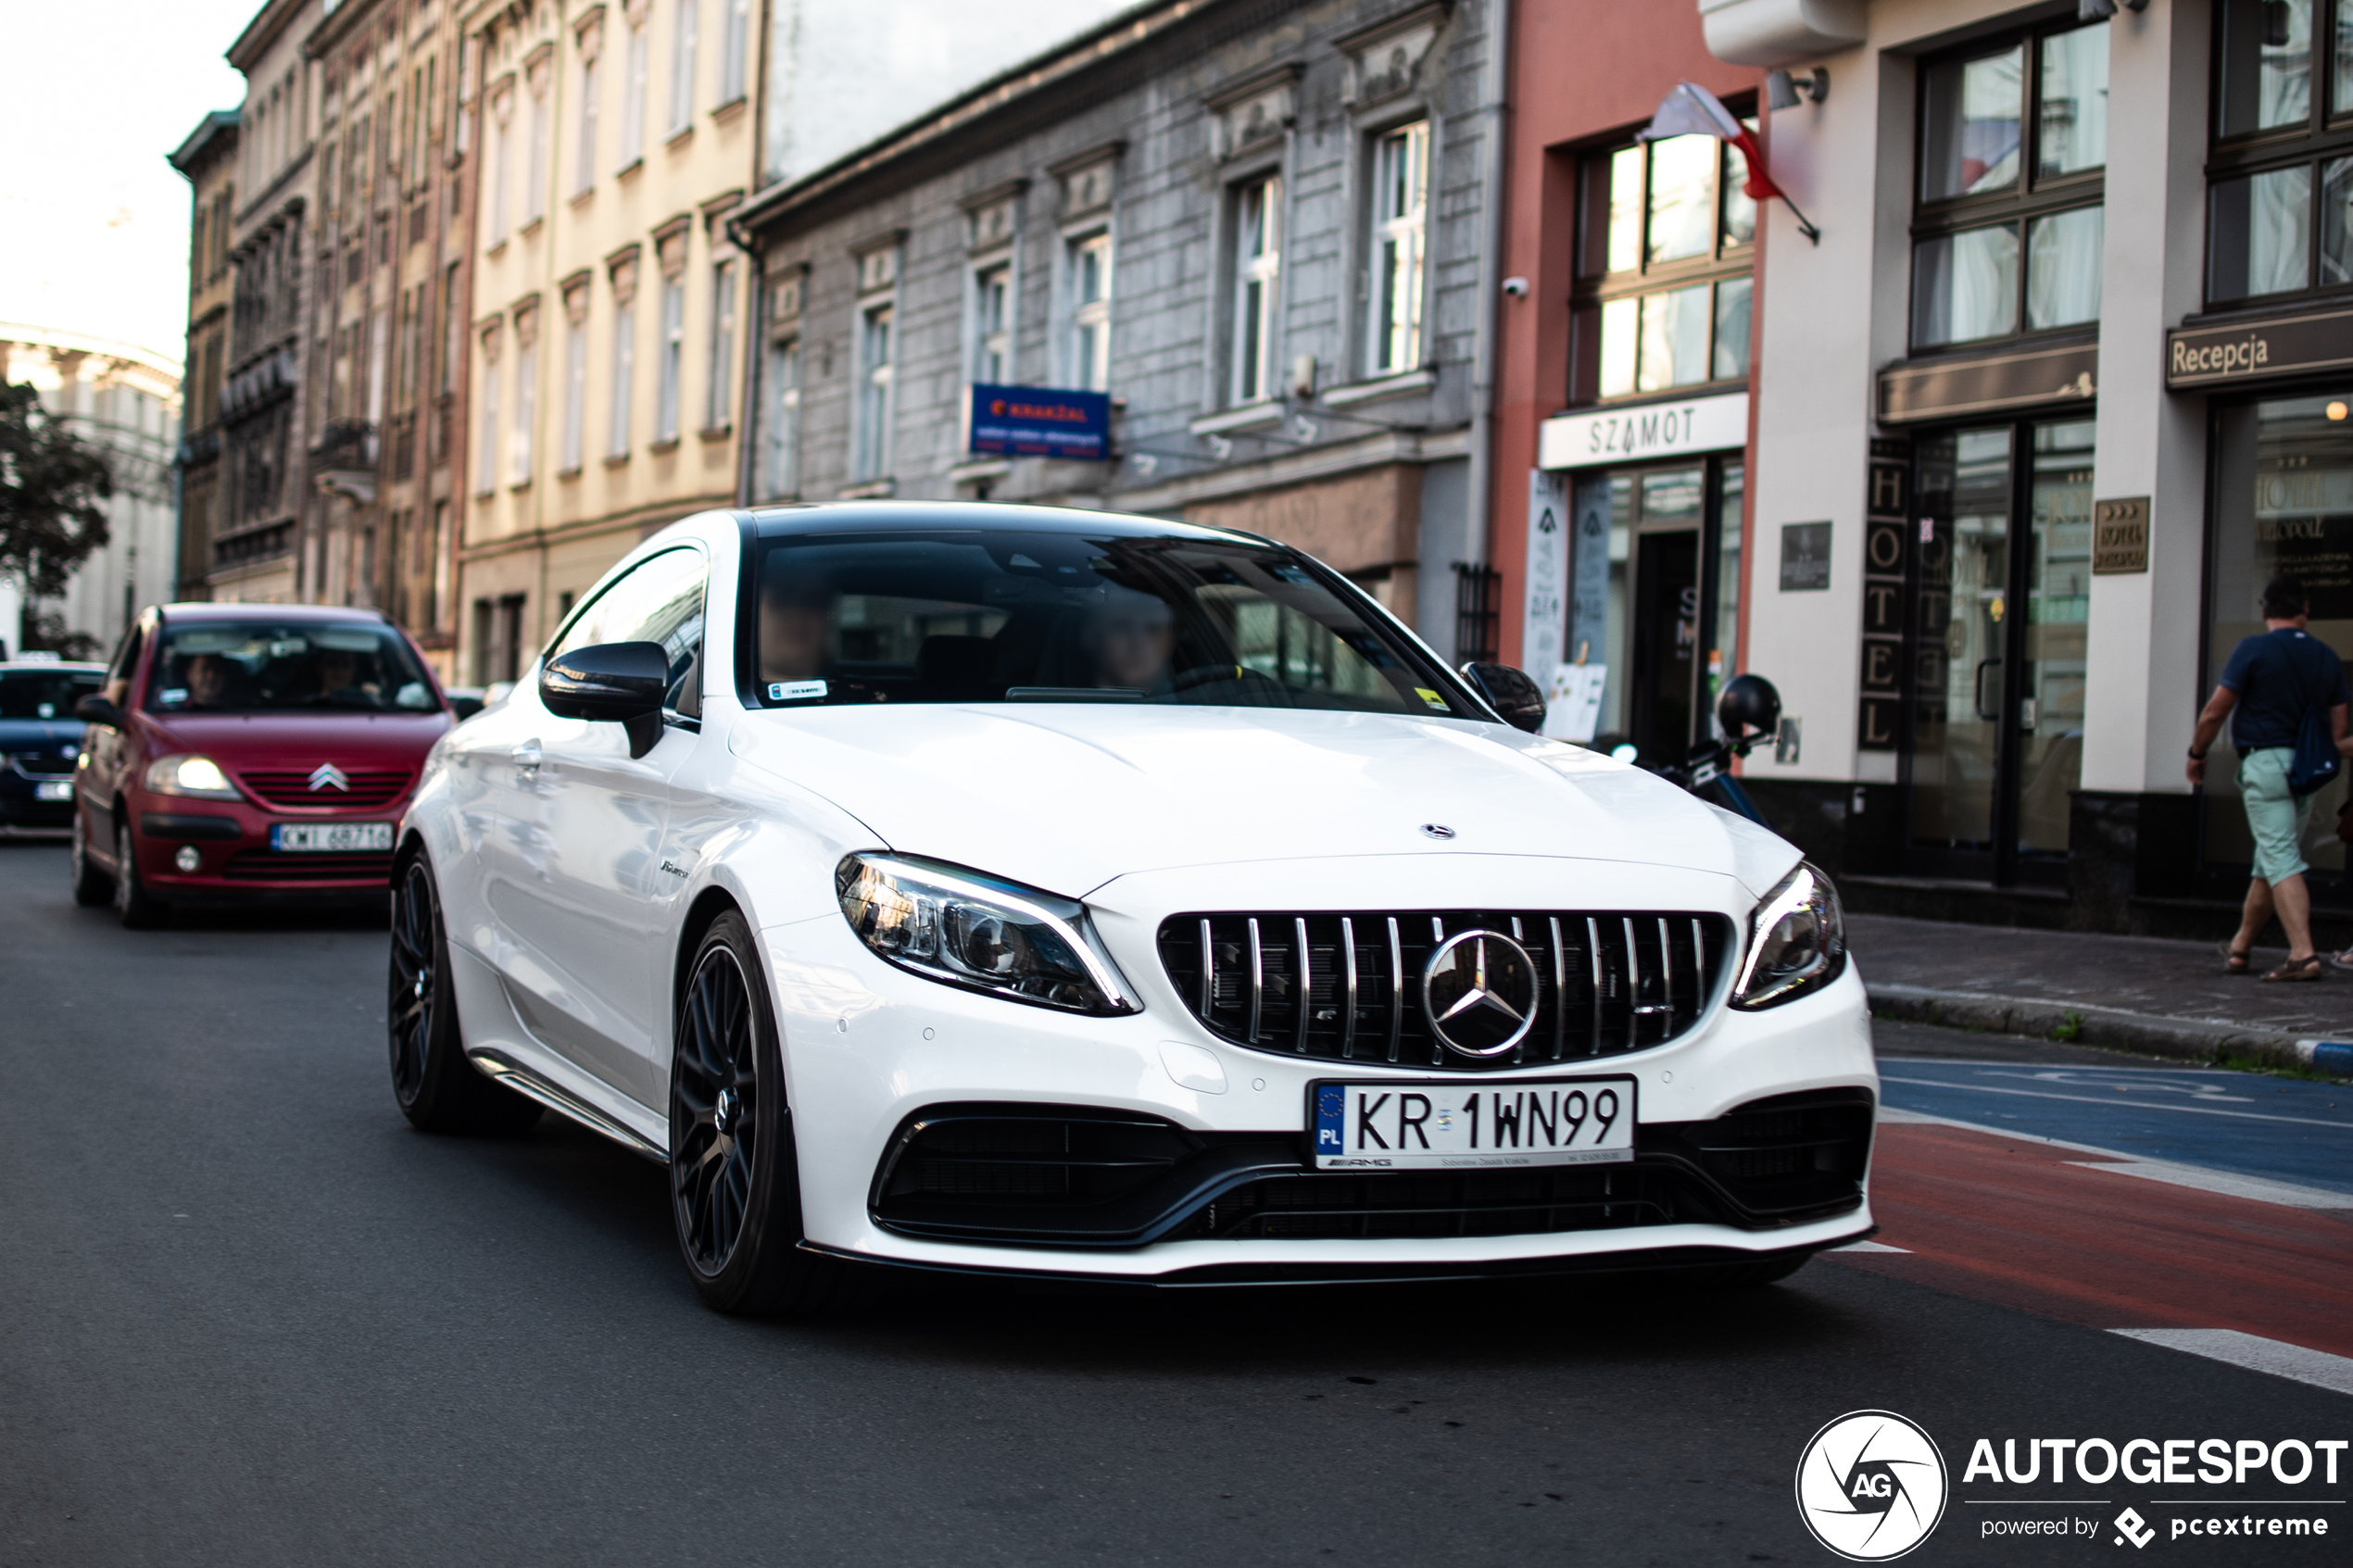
[1863,982,2352,1075]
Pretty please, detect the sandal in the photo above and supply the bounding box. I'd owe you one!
[2330,948,2353,972]
[2219,940,2252,974]
[2260,955,2324,983]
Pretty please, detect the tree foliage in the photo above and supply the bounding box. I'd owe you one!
[0,380,114,601]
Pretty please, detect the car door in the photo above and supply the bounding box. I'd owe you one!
[478,546,710,1112]
[80,618,149,858]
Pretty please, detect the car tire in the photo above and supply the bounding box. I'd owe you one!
[387,849,543,1135]
[112,815,168,929]
[669,910,864,1317]
[69,809,112,907]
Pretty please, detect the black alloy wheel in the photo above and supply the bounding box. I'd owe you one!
[112,816,167,929]
[69,808,110,907]
[385,847,542,1134]
[668,911,862,1316]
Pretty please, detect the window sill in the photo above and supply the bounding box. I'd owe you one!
[1324,367,1435,406]
[711,96,749,126]
[615,157,644,181]
[556,465,582,481]
[1189,402,1283,435]
[664,124,695,152]
[648,436,681,455]
[948,458,1011,483]
[508,476,534,492]
[569,185,595,209]
[472,485,497,499]
[484,238,509,258]
[520,216,545,238]
[698,422,733,443]
[837,478,896,499]
[603,451,631,469]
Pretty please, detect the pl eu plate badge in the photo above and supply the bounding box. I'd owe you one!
[1315,1085,1347,1160]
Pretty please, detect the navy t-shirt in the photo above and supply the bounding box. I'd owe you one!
[2220,627,2351,751]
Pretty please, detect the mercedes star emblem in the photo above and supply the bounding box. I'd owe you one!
[308,762,350,792]
[1420,929,1540,1057]
[1420,822,1456,839]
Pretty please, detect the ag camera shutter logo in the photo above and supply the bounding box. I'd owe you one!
[1795,1410,1949,1561]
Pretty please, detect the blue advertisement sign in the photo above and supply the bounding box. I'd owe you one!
[968,383,1111,461]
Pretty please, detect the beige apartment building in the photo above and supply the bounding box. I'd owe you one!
[453,0,759,684]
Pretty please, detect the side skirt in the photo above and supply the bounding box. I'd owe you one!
[469,1047,671,1164]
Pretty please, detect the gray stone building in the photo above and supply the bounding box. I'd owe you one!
[732,0,1505,659]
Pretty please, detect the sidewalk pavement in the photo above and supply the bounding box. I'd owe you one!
[1848,913,2353,1076]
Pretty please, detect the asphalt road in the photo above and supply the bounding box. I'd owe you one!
[1,844,2347,1568]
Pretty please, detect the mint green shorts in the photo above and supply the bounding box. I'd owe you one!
[2238,746,2314,885]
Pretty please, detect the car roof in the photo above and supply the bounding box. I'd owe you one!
[147,602,394,623]
[743,499,1273,547]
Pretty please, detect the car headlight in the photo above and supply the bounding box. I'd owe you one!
[143,755,243,800]
[1730,861,1845,1010]
[836,853,1139,1016]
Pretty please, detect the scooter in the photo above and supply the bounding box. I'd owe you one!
[1620,673,1781,827]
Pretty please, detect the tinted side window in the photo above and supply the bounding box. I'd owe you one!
[552,547,709,717]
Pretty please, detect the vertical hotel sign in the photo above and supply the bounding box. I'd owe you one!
[1857,439,1910,752]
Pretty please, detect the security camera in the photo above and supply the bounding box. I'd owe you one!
[1502,276,1529,298]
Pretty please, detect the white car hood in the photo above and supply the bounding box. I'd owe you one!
[727,703,1800,903]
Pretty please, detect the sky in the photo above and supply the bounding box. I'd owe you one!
[0,0,256,372]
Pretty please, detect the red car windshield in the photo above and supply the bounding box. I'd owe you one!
[145,621,440,714]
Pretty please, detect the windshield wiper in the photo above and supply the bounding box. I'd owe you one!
[1003,687,1145,702]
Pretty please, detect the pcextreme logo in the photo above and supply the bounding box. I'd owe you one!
[1795,1410,1951,1562]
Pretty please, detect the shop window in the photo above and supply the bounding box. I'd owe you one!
[2208,1,2353,303]
[1570,119,1755,405]
[1912,19,2108,349]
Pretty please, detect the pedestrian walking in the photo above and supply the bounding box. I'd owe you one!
[2187,575,2352,981]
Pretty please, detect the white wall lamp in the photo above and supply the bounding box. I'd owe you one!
[1766,67,1828,111]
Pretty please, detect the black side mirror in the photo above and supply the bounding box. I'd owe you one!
[74,694,124,729]
[1460,661,1548,734]
[540,641,670,759]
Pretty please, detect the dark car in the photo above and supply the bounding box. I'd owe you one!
[71,604,455,926]
[0,659,107,837]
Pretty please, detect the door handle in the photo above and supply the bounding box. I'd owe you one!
[511,740,542,776]
[1972,659,2003,723]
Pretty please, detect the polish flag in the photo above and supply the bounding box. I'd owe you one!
[1638,81,1782,202]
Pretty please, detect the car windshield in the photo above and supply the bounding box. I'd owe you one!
[751,531,1466,717]
[0,668,102,720]
[145,621,440,714]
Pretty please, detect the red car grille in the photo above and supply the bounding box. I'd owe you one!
[235,768,413,809]
[222,851,396,884]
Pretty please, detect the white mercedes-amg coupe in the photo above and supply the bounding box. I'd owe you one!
[390,502,1875,1313]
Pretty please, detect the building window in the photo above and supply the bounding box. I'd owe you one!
[475,332,500,495]
[719,0,750,104]
[1069,236,1110,392]
[439,261,461,395]
[854,302,894,480]
[1911,19,2108,347]
[656,271,686,440]
[667,0,698,137]
[511,317,537,483]
[524,69,550,225]
[2208,0,2353,303]
[1230,176,1281,405]
[763,335,800,498]
[574,47,599,195]
[486,93,511,244]
[1572,123,1756,402]
[620,13,648,165]
[706,258,737,428]
[561,308,587,470]
[1366,120,1429,376]
[609,286,636,456]
[974,263,1012,384]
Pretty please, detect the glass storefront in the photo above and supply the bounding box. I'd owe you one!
[1906,419,2091,877]
[1567,455,1744,760]
[2202,393,2353,879]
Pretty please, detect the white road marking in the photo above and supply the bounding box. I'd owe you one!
[2060,1160,2353,1211]
[1831,1240,1910,1253]
[2110,1329,2353,1399]
[1877,1074,2353,1130]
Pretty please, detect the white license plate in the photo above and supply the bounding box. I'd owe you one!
[1312,1077,1637,1170]
[35,780,72,801]
[271,822,394,852]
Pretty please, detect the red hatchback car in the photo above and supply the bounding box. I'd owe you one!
[70,604,459,926]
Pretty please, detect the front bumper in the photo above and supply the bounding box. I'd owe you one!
[122,790,405,898]
[0,773,76,834]
[760,907,1878,1282]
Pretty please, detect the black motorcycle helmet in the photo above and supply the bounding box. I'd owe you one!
[1716,673,1781,744]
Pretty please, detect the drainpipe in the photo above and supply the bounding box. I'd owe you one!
[728,209,762,508]
[1461,0,1514,585]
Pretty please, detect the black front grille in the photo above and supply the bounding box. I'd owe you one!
[1157,909,1733,1069]
[9,753,75,778]
[1181,1164,1696,1241]
[221,851,395,884]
